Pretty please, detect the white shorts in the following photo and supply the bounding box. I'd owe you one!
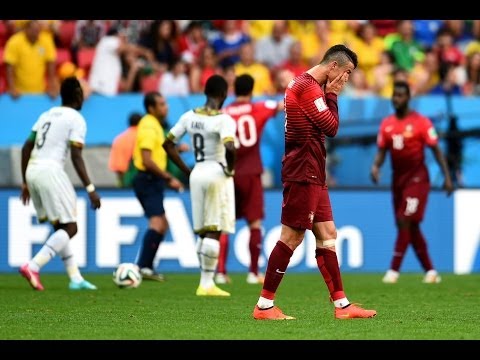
[189,161,235,234]
[26,164,77,224]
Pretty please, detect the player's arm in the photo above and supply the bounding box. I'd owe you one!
[223,137,236,176]
[163,133,191,177]
[298,83,340,137]
[70,142,101,209]
[20,131,36,205]
[430,144,454,196]
[370,147,387,184]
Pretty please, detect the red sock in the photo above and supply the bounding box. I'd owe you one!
[315,248,345,300]
[217,233,229,274]
[411,227,433,271]
[390,228,411,271]
[261,241,293,300]
[249,228,262,274]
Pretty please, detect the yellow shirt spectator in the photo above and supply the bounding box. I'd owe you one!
[133,114,167,172]
[3,30,56,93]
[235,63,274,96]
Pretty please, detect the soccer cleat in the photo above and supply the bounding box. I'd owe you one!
[215,273,232,284]
[140,267,165,282]
[19,263,44,291]
[423,270,441,284]
[335,303,377,319]
[196,285,231,296]
[69,280,98,290]
[382,269,399,284]
[253,305,295,320]
[246,272,265,285]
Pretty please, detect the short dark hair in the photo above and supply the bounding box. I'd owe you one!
[393,80,411,97]
[320,44,358,69]
[128,112,142,126]
[143,91,162,113]
[60,76,82,105]
[204,74,228,98]
[234,74,254,96]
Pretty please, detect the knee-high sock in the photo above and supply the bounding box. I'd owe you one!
[136,229,164,270]
[217,233,229,274]
[411,227,434,271]
[197,237,220,288]
[315,247,345,300]
[390,228,411,272]
[261,241,293,300]
[29,229,70,272]
[58,242,83,283]
[249,228,262,274]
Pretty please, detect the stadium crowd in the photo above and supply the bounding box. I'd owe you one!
[1,20,480,99]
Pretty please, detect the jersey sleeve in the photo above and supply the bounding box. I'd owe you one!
[256,100,278,127]
[167,112,188,142]
[422,116,439,147]
[220,115,237,142]
[69,112,87,145]
[296,81,339,137]
[376,120,389,149]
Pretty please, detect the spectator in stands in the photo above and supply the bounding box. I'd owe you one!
[409,49,441,96]
[73,20,106,50]
[462,51,480,96]
[189,45,221,94]
[277,41,309,77]
[387,20,425,72]
[210,20,251,69]
[254,20,294,69]
[273,68,294,95]
[371,80,454,285]
[349,22,385,89]
[234,42,274,96]
[3,20,58,99]
[138,20,179,74]
[89,26,150,96]
[159,58,190,96]
[371,50,397,97]
[413,20,444,49]
[343,68,374,97]
[108,112,142,188]
[178,21,207,66]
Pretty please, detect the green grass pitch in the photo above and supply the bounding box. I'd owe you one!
[1,273,479,340]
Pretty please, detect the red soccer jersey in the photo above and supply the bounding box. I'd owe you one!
[377,110,438,186]
[282,72,339,185]
[223,99,278,176]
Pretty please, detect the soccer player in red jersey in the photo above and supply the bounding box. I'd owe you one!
[217,74,284,285]
[252,44,377,320]
[371,80,454,284]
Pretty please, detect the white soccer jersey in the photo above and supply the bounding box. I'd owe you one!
[169,108,237,234]
[26,106,86,223]
[169,109,236,164]
[29,106,87,168]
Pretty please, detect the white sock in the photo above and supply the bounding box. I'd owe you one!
[257,296,274,309]
[197,237,219,288]
[58,242,83,283]
[30,229,70,272]
[334,297,350,308]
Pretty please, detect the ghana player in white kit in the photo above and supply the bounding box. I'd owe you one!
[19,76,101,291]
[163,74,237,296]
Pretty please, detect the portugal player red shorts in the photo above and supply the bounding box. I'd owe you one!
[281,181,333,230]
[234,174,264,222]
[393,181,430,222]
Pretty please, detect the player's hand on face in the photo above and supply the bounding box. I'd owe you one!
[88,191,101,209]
[20,184,30,205]
[325,72,348,95]
[370,165,380,184]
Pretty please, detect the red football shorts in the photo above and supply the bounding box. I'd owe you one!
[393,181,430,222]
[234,174,264,222]
[281,181,333,230]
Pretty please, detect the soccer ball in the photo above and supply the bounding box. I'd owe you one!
[113,263,142,289]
